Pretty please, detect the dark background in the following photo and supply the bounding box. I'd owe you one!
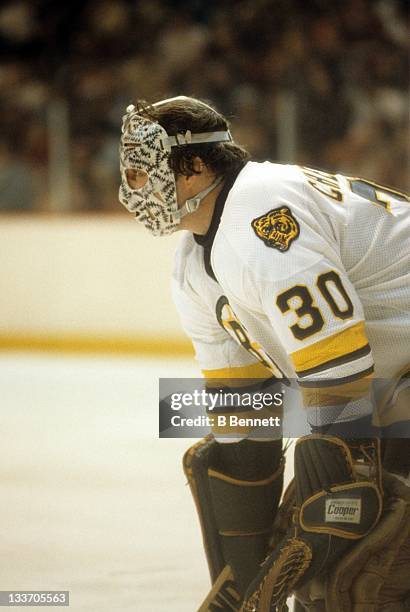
[0,0,408,212]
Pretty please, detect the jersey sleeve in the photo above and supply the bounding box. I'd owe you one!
[258,260,374,426]
[260,258,374,380]
[172,252,281,441]
[248,172,376,429]
[171,240,274,386]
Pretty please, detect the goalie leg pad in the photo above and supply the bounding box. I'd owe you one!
[208,454,284,595]
[183,436,284,598]
[183,436,225,584]
[241,435,383,612]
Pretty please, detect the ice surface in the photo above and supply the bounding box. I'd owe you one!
[0,354,294,611]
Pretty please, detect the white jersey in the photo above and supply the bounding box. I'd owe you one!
[172,161,410,425]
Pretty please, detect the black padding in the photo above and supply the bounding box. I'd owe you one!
[210,467,284,596]
[211,438,283,480]
[209,469,283,533]
[295,437,352,506]
[183,437,225,583]
[185,436,285,596]
[294,436,382,540]
[207,440,284,595]
[382,438,410,477]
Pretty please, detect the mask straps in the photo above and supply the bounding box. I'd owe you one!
[174,176,224,220]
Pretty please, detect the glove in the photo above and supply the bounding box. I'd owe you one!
[299,470,410,612]
[241,435,383,611]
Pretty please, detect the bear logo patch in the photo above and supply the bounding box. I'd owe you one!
[251,206,299,252]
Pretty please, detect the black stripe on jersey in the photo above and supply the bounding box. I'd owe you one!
[298,366,374,388]
[194,163,246,281]
[297,344,371,378]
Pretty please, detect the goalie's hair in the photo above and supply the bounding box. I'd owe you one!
[133,96,250,177]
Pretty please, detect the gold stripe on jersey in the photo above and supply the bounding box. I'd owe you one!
[202,362,273,387]
[291,321,370,376]
[301,372,373,408]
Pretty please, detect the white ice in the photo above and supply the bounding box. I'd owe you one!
[0,354,294,611]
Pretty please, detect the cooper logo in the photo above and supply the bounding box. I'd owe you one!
[325,498,361,524]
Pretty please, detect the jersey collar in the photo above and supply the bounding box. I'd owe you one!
[194,162,246,249]
[193,163,246,280]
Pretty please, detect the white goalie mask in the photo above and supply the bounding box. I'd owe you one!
[119,99,232,236]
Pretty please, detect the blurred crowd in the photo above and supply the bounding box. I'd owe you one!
[0,0,408,212]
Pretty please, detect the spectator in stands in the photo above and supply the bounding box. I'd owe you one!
[0,0,408,211]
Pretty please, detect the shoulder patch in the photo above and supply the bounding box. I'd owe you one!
[251,206,300,252]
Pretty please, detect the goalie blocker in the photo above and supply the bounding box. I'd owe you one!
[241,435,383,612]
[295,469,410,611]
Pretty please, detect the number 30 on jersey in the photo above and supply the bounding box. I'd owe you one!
[276,270,354,341]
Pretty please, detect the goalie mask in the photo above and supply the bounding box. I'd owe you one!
[119,100,232,236]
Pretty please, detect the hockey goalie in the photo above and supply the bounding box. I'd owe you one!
[118,95,410,610]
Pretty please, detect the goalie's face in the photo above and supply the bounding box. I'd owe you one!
[119,100,232,236]
[119,112,180,236]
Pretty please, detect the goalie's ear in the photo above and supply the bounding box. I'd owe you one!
[192,156,204,174]
[177,157,209,184]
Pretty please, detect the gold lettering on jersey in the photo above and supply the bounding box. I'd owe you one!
[251,206,300,252]
[301,166,343,202]
[215,296,285,379]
